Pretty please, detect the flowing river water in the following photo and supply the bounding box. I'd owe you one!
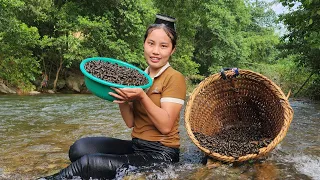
[0,94,319,180]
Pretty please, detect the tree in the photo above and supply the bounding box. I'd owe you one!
[279,0,320,99]
[0,0,40,92]
[279,0,320,72]
[71,0,157,68]
[242,0,280,65]
[154,0,280,76]
[18,0,156,91]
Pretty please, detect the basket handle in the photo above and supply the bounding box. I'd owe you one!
[286,89,291,99]
[220,67,239,80]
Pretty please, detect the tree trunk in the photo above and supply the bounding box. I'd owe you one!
[53,57,63,91]
[294,72,314,97]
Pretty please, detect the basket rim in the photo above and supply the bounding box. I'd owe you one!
[184,69,294,162]
[80,57,153,89]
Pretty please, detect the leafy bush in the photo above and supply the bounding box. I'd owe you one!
[247,56,313,98]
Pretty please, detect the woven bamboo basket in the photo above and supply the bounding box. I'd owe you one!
[184,69,294,162]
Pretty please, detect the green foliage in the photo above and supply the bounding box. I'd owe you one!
[279,0,320,99]
[279,0,320,71]
[251,58,303,94]
[242,30,280,64]
[192,0,251,75]
[171,55,200,76]
[0,0,41,92]
[0,0,317,99]
[0,57,39,91]
[11,0,156,90]
[67,0,156,69]
[154,0,280,76]
[151,0,200,76]
[304,75,320,100]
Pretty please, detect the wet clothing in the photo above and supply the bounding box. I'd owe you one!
[42,137,179,180]
[40,63,186,180]
[132,63,187,148]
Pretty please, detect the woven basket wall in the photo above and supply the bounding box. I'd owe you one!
[184,69,294,162]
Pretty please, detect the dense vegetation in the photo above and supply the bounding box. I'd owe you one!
[0,0,319,99]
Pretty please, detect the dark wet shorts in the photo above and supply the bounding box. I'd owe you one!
[54,137,179,180]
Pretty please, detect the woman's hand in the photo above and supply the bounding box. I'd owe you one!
[109,87,184,134]
[109,87,145,104]
[108,87,141,128]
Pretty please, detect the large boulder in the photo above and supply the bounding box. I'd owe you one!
[66,73,85,92]
[0,79,16,94]
[56,79,66,90]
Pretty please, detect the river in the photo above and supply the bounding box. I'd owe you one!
[0,94,319,180]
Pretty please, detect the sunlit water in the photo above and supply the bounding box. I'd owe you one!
[0,94,319,180]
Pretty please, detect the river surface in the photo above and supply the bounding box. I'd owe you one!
[0,94,319,180]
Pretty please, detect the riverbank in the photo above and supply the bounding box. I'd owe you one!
[0,71,89,95]
[1,75,317,102]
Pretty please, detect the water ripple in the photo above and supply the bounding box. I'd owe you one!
[0,95,319,180]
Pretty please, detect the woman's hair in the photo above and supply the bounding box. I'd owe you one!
[143,23,178,50]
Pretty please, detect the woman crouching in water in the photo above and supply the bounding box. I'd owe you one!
[39,14,186,180]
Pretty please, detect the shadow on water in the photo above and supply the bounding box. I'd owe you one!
[0,94,319,180]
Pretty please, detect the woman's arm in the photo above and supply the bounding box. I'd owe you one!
[109,89,135,128]
[139,92,183,134]
[118,102,134,128]
[110,88,182,134]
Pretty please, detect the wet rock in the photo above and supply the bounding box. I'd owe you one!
[29,91,41,95]
[48,90,55,94]
[206,158,222,169]
[66,73,84,92]
[0,79,16,94]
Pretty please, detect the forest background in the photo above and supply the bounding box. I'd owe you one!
[0,0,319,100]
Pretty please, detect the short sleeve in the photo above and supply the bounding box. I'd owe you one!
[161,72,186,104]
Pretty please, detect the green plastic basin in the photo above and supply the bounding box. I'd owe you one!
[80,57,153,101]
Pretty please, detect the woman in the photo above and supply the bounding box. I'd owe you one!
[40,14,186,180]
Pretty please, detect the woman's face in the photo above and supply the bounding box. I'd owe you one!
[143,28,175,72]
